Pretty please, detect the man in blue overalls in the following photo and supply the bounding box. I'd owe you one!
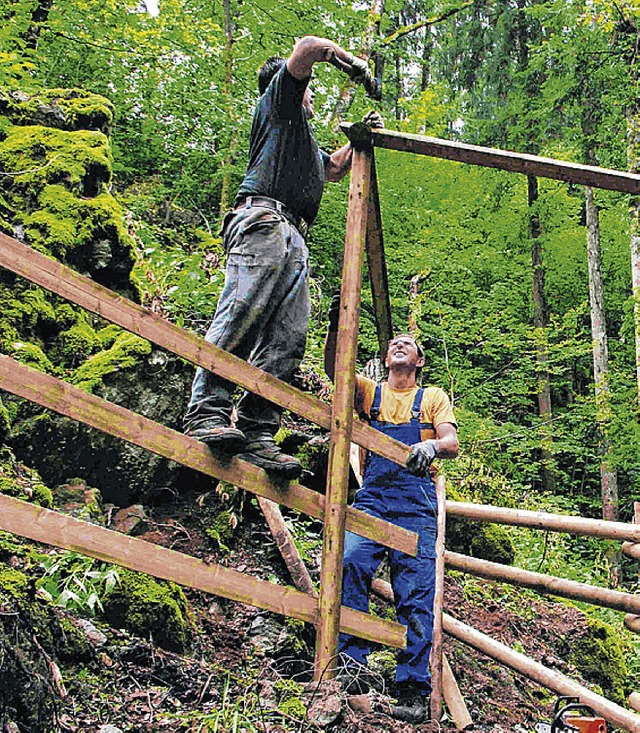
[325,319,459,723]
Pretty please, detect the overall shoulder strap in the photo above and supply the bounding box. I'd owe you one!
[411,387,424,420]
[370,382,383,421]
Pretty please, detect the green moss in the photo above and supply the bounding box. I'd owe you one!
[10,340,55,372]
[567,615,628,704]
[59,319,99,361]
[0,396,10,442]
[101,569,191,653]
[96,324,123,348]
[0,451,53,507]
[0,124,111,192]
[0,565,29,602]
[0,88,114,134]
[445,484,515,564]
[275,678,306,719]
[69,331,151,392]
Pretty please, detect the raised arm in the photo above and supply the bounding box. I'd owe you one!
[287,36,364,81]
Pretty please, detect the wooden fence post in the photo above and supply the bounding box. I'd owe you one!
[430,474,447,721]
[314,144,373,680]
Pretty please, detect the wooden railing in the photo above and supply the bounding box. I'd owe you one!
[1,125,640,731]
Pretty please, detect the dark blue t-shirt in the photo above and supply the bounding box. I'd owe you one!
[236,65,329,225]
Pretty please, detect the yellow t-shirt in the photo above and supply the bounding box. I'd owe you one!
[355,374,456,441]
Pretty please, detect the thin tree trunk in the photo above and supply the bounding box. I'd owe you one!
[219,0,238,215]
[585,185,620,583]
[529,175,556,492]
[628,108,640,407]
[26,0,54,49]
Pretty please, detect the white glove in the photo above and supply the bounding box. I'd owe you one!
[406,440,437,476]
[362,110,384,129]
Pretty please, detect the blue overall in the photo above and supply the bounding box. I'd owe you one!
[339,384,438,690]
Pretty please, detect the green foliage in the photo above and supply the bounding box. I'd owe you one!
[35,551,119,615]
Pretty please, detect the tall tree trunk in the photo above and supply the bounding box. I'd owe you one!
[585,184,619,583]
[529,175,556,492]
[219,0,238,215]
[628,108,640,407]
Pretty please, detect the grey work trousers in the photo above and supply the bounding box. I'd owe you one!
[184,204,310,437]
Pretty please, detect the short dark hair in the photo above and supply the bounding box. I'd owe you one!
[258,56,286,95]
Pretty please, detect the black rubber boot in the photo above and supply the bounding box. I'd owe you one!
[392,682,429,724]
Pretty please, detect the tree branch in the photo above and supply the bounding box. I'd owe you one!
[378,0,475,47]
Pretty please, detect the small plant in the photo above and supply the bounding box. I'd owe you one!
[36,551,119,614]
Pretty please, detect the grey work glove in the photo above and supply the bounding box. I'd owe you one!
[362,110,384,129]
[406,440,437,476]
[345,53,371,83]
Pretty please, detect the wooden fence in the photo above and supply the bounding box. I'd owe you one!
[1,125,640,730]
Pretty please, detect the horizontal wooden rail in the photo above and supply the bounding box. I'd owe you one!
[443,613,640,732]
[0,494,405,648]
[341,125,640,195]
[446,500,640,543]
[623,541,640,560]
[0,231,409,469]
[0,355,417,556]
[445,551,640,615]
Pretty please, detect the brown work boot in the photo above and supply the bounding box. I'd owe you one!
[238,435,302,481]
[185,422,246,455]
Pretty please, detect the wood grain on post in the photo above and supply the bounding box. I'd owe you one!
[430,475,447,721]
[442,654,473,731]
[446,500,640,543]
[315,147,372,679]
[0,231,410,470]
[443,613,640,733]
[0,494,404,647]
[342,125,640,195]
[257,497,317,597]
[365,153,393,358]
[0,355,415,555]
[445,550,640,614]
[625,614,640,634]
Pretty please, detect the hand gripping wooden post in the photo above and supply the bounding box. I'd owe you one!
[314,137,375,680]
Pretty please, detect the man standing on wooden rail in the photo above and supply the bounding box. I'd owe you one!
[325,305,459,723]
[183,36,382,481]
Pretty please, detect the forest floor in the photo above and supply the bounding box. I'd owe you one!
[20,482,607,733]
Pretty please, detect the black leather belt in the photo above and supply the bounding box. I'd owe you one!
[235,196,310,238]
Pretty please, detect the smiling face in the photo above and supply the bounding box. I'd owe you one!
[385,335,425,374]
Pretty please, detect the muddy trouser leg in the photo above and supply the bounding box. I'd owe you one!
[184,207,309,434]
[389,518,437,692]
[338,530,386,665]
[234,219,309,437]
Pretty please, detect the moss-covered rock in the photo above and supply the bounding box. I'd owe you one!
[0,448,53,508]
[0,560,96,729]
[0,88,114,134]
[566,615,629,704]
[445,484,515,565]
[101,569,191,653]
